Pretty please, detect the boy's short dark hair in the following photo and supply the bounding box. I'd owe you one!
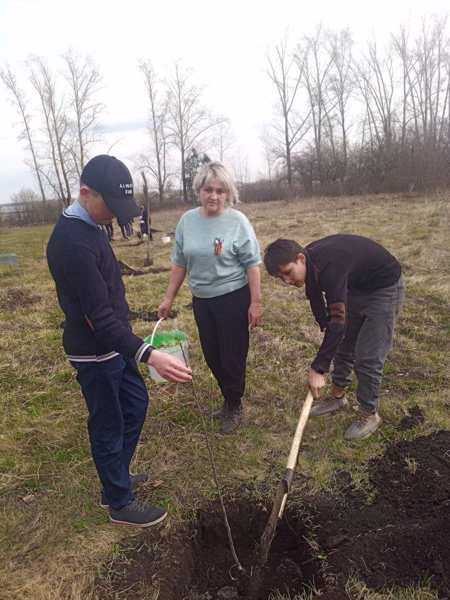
[264,239,305,276]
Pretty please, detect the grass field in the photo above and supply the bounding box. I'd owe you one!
[1,193,450,600]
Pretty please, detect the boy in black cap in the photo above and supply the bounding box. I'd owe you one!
[47,155,192,527]
[264,235,404,440]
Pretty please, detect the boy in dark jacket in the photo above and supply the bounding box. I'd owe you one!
[47,155,191,527]
[264,235,404,440]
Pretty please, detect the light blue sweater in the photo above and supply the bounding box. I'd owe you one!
[171,207,261,298]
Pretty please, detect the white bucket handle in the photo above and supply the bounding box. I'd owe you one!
[150,317,165,346]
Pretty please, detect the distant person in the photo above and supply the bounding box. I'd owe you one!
[158,162,262,434]
[264,235,404,440]
[104,221,114,241]
[118,216,129,239]
[126,219,134,238]
[47,154,192,528]
[140,206,151,239]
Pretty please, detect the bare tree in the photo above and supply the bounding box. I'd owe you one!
[355,41,396,151]
[267,35,310,188]
[139,60,170,204]
[210,119,234,162]
[409,17,450,147]
[232,147,250,187]
[260,126,277,180]
[1,66,47,202]
[141,171,152,266]
[325,29,355,179]
[62,50,103,176]
[297,25,334,185]
[28,56,72,206]
[392,26,415,150]
[166,62,226,203]
[9,187,60,225]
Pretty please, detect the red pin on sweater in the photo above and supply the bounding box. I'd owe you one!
[214,238,224,256]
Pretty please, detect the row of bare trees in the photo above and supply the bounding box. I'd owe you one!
[2,51,103,207]
[265,17,450,194]
[5,17,450,213]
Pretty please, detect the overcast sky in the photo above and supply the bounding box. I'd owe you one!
[1,0,449,204]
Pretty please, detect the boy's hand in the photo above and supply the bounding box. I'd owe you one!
[148,350,192,382]
[308,368,326,398]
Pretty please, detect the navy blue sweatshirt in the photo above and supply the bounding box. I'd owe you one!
[47,213,152,363]
[305,234,401,374]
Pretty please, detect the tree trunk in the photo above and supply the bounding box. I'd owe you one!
[141,171,152,266]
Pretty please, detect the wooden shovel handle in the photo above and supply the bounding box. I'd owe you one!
[258,390,316,563]
[286,390,314,471]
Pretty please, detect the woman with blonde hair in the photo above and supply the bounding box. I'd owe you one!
[158,162,262,433]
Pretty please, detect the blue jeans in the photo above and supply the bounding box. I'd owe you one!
[331,277,405,413]
[71,356,149,509]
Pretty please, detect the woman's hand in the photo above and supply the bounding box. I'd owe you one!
[246,266,262,329]
[308,368,326,398]
[158,265,186,319]
[158,298,173,319]
[248,301,262,328]
[148,350,192,382]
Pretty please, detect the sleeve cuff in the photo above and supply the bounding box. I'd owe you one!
[243,259,262,268]
[310,360,329,375]
[136,343,154,363]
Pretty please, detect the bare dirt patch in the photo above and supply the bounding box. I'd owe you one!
[0,286,41,310]
[96,431,450,599]
[128,308,178,321]
[118,259,170,276]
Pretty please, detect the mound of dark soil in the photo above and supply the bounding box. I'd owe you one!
[96,431,450,599]
[0,286,41,310]
[315,430,450,597]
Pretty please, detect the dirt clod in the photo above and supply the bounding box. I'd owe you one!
[398,405,425,430]
[0,287,41,310]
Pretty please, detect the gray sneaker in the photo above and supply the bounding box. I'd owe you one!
[100,472,150,508]
[109,499,167,527]
[344,411,382,440]
[220,406,242,434]
[310,394,348,417]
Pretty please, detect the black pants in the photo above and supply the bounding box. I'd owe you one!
[193,285,250,409]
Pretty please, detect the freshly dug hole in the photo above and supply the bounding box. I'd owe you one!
[96,499,321,600]
[189,501,321,598]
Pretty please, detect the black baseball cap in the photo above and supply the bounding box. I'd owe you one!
[80,155,140,222]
